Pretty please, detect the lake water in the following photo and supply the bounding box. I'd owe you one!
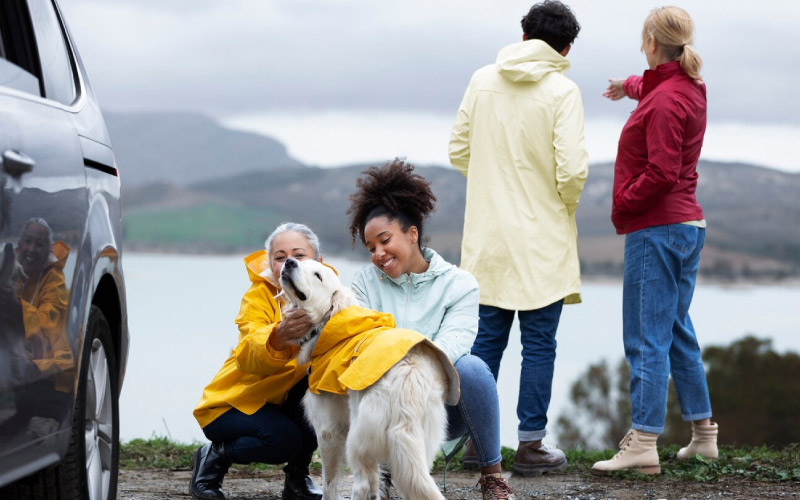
[121,253,800,447]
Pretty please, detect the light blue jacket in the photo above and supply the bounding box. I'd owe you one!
[350,247,479,364]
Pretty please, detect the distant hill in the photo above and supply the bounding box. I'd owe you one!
[123,160,800,281]
[105,111,304,187]
[110,111,800,280]
[574,161,800,279]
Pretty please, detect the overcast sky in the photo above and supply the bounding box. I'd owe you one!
[59,0,800,171]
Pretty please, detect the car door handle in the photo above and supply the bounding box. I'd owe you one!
[2,149,36,177]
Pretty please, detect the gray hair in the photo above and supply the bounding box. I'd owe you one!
[23,218,53,248]
[265,222,321,261]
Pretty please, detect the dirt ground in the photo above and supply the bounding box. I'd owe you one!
[118,468,799,500]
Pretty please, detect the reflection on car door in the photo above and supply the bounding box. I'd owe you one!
[0,0,88,469]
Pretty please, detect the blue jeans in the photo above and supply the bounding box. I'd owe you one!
[472,301,564,442]
[623,224,712,434]
[446,354,502,467]
[202,377,317,467]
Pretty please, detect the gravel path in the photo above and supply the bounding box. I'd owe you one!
[118,468,798,500]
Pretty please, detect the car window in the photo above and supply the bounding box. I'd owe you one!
[0,59,40,95]
[0,0,43,96]
[27,0,76,105]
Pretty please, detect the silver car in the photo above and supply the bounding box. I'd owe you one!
[0,0,128,499]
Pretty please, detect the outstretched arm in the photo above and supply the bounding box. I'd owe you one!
[603,76,643,101]
[603,78,627,100]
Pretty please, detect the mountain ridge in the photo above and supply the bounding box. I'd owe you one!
[112,111,800,281]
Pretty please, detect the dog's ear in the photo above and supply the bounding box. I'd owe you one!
[329,286,356,316]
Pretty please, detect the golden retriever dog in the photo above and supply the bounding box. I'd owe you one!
[273,257,458,500]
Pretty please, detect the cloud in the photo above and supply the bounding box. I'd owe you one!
[59,0,800,121]
[57,0,800,169]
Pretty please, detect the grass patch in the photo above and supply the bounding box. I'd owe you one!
[574,444,800,482]
[120,437,199,469]
[660,443,800,482]
[122,438,800,482]
[123,203,284,248]
[120,437,302,472]
[433,444,800,482]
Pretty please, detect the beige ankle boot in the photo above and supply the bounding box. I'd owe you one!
[592,429,661,475]
[677,421,719,460]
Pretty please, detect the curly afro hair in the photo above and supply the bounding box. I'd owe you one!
[521,0,580,53]
[347,158,436,249]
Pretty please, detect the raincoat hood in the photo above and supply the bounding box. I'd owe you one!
[50,240,70,268]
[245,249,277,289]
[307,305,460,405]
[496,39,570,83]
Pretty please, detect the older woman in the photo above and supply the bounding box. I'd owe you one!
[191,223,324,500]
[592,6,718,475]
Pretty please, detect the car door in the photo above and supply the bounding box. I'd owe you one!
[0,0,89,482]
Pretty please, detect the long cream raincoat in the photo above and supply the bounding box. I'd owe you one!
[449,39,588,310]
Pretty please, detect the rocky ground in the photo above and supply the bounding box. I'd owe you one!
[118,468,799,500]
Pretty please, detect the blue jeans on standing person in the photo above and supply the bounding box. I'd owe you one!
[446,354,502,468]
[202,377,317,467]
[623,224,712,434]
[471,300,564,442]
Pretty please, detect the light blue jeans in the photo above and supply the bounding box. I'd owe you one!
[623,224,713,434]
[446,354,502,467]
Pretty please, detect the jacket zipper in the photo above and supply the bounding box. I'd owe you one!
[403,274,411,326]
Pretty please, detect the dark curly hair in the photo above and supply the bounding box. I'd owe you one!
[521,0,581,53]
[347,159,436,250]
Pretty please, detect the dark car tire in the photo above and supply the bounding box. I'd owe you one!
[0,306,119,500]
[59,305,120,500]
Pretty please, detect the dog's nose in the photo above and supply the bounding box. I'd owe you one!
[284,258,298,269]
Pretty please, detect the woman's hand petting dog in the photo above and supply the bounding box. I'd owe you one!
[269,306,313,352]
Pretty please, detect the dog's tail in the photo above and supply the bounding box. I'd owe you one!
[386,344,447,500]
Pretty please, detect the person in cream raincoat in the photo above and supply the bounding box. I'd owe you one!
[191,223,325,500]
[448,0,588,477]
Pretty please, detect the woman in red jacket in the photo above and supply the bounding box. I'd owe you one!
[592,6,719,475]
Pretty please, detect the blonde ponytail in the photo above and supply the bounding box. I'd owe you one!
[679,43,702,80]
[643,6,703,80]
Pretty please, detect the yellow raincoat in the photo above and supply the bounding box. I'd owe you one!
[193,250,308,428]
[18,241,73,391]
[307,305,460,406]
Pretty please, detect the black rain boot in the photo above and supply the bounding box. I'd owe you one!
[189,442,232,500]
[282,464,322,500]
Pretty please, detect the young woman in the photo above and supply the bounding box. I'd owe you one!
[347,159,516,500]
[592,6,718,475]
[191,223,324,500]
